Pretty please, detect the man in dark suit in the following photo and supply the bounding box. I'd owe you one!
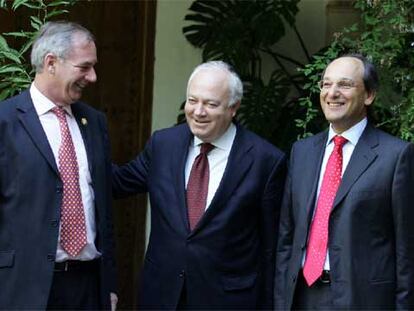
[0,22,117,309]
[274,54,414,309]
[112,61,287,309]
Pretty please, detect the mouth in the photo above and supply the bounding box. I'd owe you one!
[193,119,209,125]
[74,82,87,92]
[326,101,345,107]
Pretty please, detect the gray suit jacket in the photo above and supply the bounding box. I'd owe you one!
[275,124,414,309]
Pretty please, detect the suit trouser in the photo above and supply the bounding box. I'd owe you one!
[292,271,332,310]
[47,259,100,310]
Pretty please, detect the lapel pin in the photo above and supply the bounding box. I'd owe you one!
[81,118,88,126]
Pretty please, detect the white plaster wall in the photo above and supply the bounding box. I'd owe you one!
[147,0,201,245]
[275,0,327,63]
[151,0,201,132]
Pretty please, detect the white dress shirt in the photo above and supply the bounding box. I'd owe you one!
[30,83,100,261]
[185,123,237,209]
[303,117,367,270]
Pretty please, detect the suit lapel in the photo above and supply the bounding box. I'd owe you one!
[71,103,94,176]
[332,124,378,210]
[173,125,193,232]
[16,91,59,176]
[303,131,328,225]
[190,125,254,235]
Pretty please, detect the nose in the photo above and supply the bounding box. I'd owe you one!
[193,103,206,116]
[86,67,97,83]
[325,84,340,98]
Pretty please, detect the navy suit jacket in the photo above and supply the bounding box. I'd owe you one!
[275,124,414,309]
[113,123,286,309]
[0,90,116,309]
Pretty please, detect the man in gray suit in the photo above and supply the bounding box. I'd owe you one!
[275,54,414,309]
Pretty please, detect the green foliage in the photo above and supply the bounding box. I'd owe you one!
[296,0,414,142]
[0,0,76,100]
[182,0,309,150]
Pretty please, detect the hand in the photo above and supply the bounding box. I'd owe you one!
[110,292,118,311]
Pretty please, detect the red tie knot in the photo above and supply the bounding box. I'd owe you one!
[333,135,347,148]
[51,106,66,120]
[200,143,214,155]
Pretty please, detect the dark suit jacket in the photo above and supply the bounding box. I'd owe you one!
[0,90,116,309]
[112,123,286,309]
[275,124,414,310]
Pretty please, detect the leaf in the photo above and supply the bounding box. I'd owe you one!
[0,35,9,51]
[4,31,33,38]
[30,16,42,30]
[23,2,42,9]
[0,0,8,9]
[46,9,69,19]
[6,76,31,84]
[0,88,12,101]
[0,65,26,74]
[19,36,35,55]
[30,16,42,26]
[12,0,29,10]
[0,50,22,63]
[12,0,41,10]
[47,0,71,7]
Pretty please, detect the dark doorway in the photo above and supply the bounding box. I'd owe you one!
[67,1,156,308]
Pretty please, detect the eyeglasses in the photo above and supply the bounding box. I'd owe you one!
[318,79,358,91]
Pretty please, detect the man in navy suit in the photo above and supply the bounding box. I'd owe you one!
[275,54,414,309]
[0,22,117,309]
[113,61,287,309]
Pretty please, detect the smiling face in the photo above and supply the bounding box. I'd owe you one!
[185,68,239,142]
[47,33,97,106]
[320,57,375,133]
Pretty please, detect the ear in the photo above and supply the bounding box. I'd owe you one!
[230,101,241,117]
[364,91,376,107]
[44,53,58,74]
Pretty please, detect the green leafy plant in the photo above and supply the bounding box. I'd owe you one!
[0,0,76,100]
[182,0,314,151]
[296,0,414,142]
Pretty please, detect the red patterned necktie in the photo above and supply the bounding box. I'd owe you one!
[52,107,87,257]
[186,143,214,230]
[303,135,348,286]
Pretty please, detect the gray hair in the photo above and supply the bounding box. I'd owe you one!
[31,21,95,73]
[187,61,243,107]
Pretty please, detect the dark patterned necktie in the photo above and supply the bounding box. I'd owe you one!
[186,143,214,230]
[52,107,87,257]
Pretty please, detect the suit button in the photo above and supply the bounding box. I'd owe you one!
[51,220,58,227]
[56,186,62,194]
[179,271,185,278]
[47,254,55,262]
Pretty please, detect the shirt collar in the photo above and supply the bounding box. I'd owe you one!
[327,117,367,147]
[193,122,237,151]
[30,83,74,117]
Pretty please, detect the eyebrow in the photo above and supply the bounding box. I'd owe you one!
[322,77,354,82]
[77,60,97,66]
